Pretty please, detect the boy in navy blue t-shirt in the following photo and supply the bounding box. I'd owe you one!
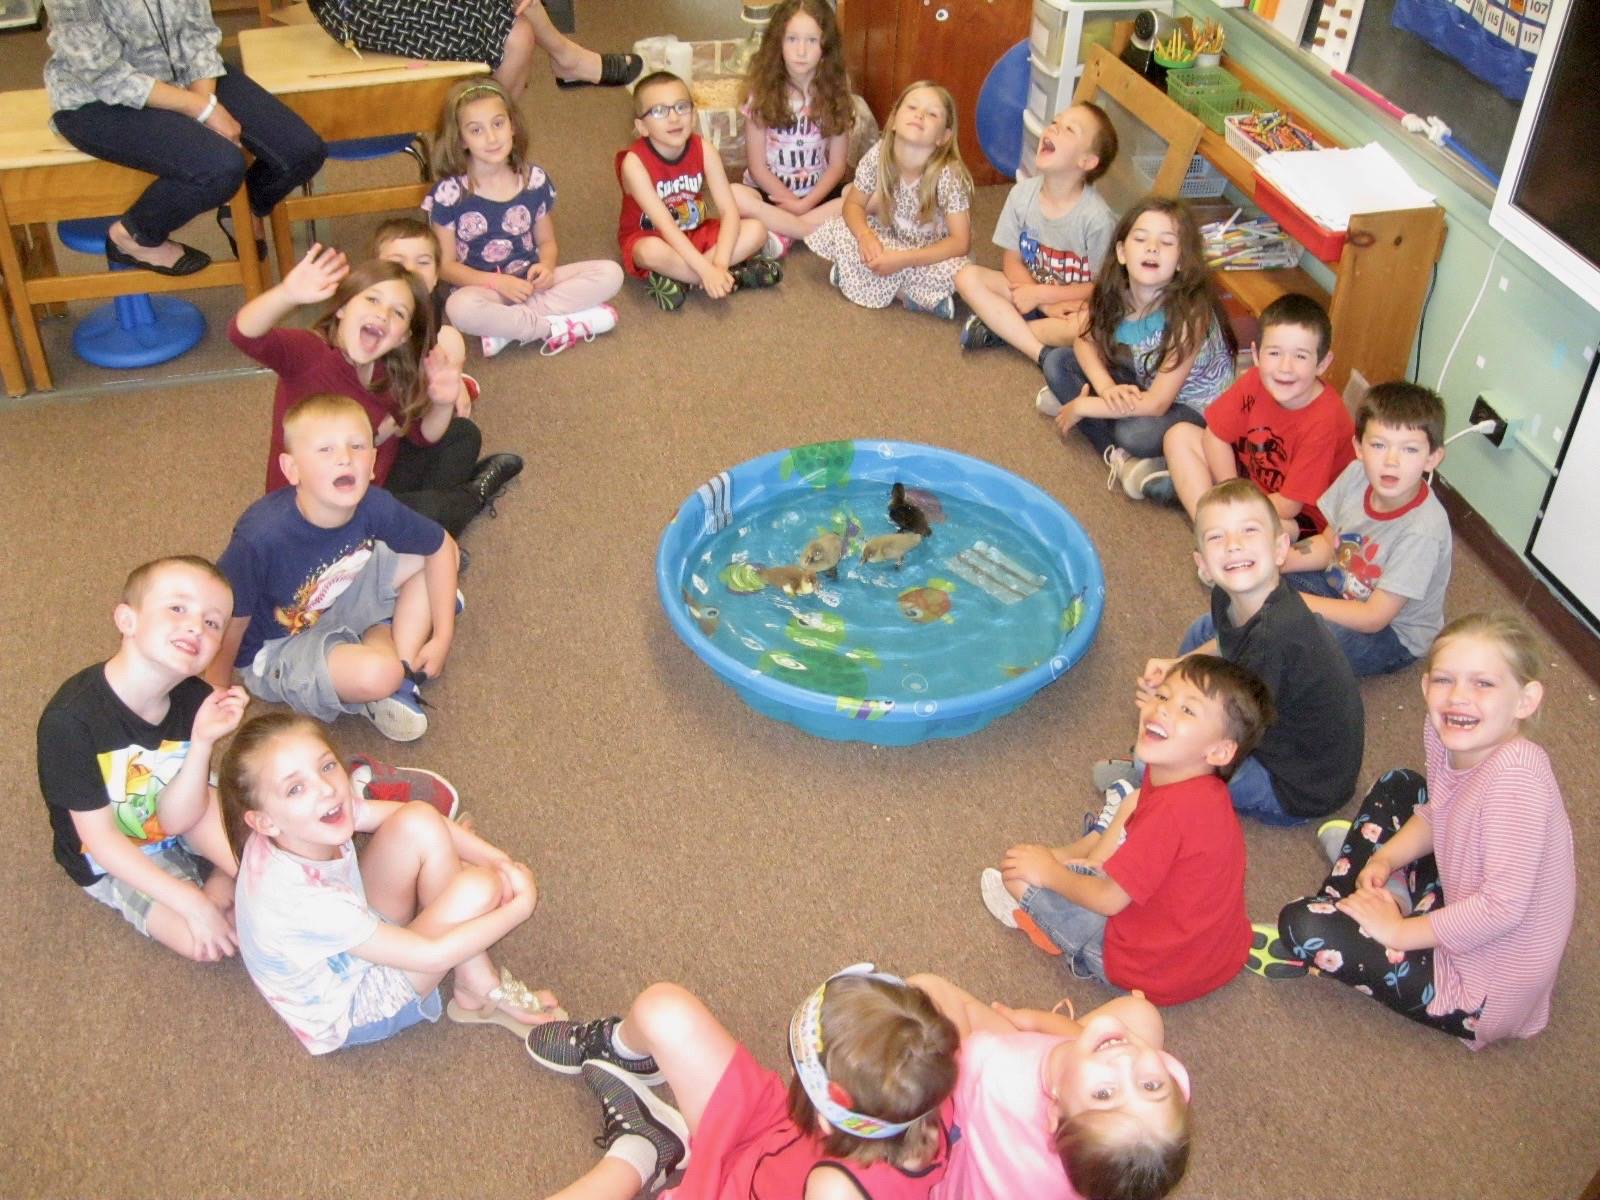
[209,394,459,741]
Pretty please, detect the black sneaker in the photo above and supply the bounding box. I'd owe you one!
[960,312,1004,350]
[465,453,524,514]
[583,1059,690,1191]
[731,255,783,291]
[646,271,686,312]
[527,1016,665,1085]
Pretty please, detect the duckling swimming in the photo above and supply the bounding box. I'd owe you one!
[756,565,819,595]
[860,532,924,568]
[888,482,932,537]
[800,532,845,575]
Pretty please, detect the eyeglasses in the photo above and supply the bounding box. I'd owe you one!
[641,100,694,119]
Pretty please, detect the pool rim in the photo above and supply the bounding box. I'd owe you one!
[656,439,1105,740]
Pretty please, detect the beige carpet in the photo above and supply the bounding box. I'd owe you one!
[2,4,1596,1197]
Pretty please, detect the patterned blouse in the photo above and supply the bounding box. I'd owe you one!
[44,0,225,113]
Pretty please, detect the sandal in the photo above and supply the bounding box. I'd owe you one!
[555,52,644,89]
[215,206,269,261]
[104,235,210,277]
[1245,922,1307,980]
[446,968,568,1035]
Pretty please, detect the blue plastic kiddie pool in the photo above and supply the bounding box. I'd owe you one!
[656,440,1104,745]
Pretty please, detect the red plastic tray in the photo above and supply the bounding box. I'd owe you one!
[1254,177,1346,264]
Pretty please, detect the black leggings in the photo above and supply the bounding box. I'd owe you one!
[388,417,482,539]
[1277,769,1480,1039]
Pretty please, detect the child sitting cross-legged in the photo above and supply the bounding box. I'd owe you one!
[617,71,783,312]
[426,78,622,359]
[954,102,1117,359]
[222,711,562,1054]
[1164,292,1354,535]
[207,395,460,743]
[37,556,247,962]
[1282,382,1453,677]
[1121,479,1365,826]
[981,654,1272,1006]
[523,966,958,1198]
[911,973,1191,1200]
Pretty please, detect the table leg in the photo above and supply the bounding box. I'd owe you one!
[270,204,295,280]
[0,283,26,397]
[23,223,67,320]
[0,213,53,393]
[230,187,265,296]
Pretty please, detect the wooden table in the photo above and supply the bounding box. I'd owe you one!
[0,89,265,395]
[239,25,489,276]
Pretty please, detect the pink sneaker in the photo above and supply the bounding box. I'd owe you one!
[349,754,459,819]
[764,231,794,259]
[541,304,618,356]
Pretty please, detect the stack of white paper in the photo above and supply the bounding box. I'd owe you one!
[1255,143,1435,232]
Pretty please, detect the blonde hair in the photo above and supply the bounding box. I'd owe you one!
[1056,1103,1191,1200]
[217,712,337,864]
[785,976,958,1169]
[120,555,230,608]
[876,81,972,225]
[1192,478,1281,545]
[281,393,374,450]
[1424,612,1545,724]
[432,78,528,183]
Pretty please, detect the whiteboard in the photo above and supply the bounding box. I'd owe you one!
[1527,353,1600,635]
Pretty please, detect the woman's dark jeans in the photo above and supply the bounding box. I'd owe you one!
[52,68,325,246]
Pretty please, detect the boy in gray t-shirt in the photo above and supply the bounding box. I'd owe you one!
[954,103,1117,365]
[1284,382,1453,676]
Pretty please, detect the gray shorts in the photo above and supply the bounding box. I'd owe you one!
[243,543,401,723]
[82,837,206,937]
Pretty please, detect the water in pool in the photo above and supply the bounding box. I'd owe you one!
[681,481,1087,704]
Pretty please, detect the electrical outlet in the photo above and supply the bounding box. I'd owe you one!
[1470,396,1509,446]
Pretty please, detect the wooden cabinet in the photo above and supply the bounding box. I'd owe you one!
[1074,43,1446,392]
[839,0,1031,187]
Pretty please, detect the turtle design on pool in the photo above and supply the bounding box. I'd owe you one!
[778,441,855,489]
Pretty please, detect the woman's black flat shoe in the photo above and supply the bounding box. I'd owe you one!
[555,52,643,89]
[215,206,268,261]
[104,236,211,276]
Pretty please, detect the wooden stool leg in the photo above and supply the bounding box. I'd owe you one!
[0,285,27,397]
[0,214,53,393]
[230,188,264,296]
[270,204,295,280]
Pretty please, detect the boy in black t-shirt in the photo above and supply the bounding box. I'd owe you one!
[36,557,248,960]
[1134,478,1364,825]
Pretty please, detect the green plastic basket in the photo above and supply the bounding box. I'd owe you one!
[1165,66,1239,116]
[1194,91,1272,135]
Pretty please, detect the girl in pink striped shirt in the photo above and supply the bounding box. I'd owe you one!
[1268,612,1576,1046]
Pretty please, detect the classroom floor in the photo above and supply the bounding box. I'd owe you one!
[1,3,1596,1198]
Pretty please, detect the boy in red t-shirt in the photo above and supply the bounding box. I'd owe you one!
[1165,292,1354,538]
[980,655,1272,1005]
[616,71,782,311]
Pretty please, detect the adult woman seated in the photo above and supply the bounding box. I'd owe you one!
[45,0,327,276]
[307,0,642,98]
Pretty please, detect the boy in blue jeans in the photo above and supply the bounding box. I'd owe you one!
[208,394,459,742]
[981,654,1270,1005]
[1130,478,1364,825]
[1282,382,1452,676]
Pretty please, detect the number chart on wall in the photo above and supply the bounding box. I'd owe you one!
[1392,0,1549,101]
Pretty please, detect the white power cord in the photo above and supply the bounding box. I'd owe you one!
[1444,417,1502,446]
[1435,235,1506,393]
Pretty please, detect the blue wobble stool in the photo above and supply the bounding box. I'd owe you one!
[57,218,205,369]
[326,134,428,173]
[975,39,1032,181]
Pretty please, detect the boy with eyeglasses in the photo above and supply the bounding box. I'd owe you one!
[616,71,783,311]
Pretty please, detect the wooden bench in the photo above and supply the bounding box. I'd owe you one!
[0,89,266,395]
[238,24,489,277]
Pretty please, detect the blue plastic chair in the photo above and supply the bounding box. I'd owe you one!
[56,218,205,370]
[975,40,1032,181]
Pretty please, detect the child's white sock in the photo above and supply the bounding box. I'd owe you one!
[606,1133,658,1185]
[610,1024,649,1062]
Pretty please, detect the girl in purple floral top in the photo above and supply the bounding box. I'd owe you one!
[424,79,623,359]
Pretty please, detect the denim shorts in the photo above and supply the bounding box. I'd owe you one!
[82,837,206,936]
[342,967,443,1049]
[1020,885,1108,982]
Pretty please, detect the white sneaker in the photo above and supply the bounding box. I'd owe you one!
[481,335,514,358]
[541,304,618,356]
[1103,446,1130,490]
[1035,385,1064,416]
[361,678,428,742]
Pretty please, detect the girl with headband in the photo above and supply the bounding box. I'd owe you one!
[524,965,958,1197]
